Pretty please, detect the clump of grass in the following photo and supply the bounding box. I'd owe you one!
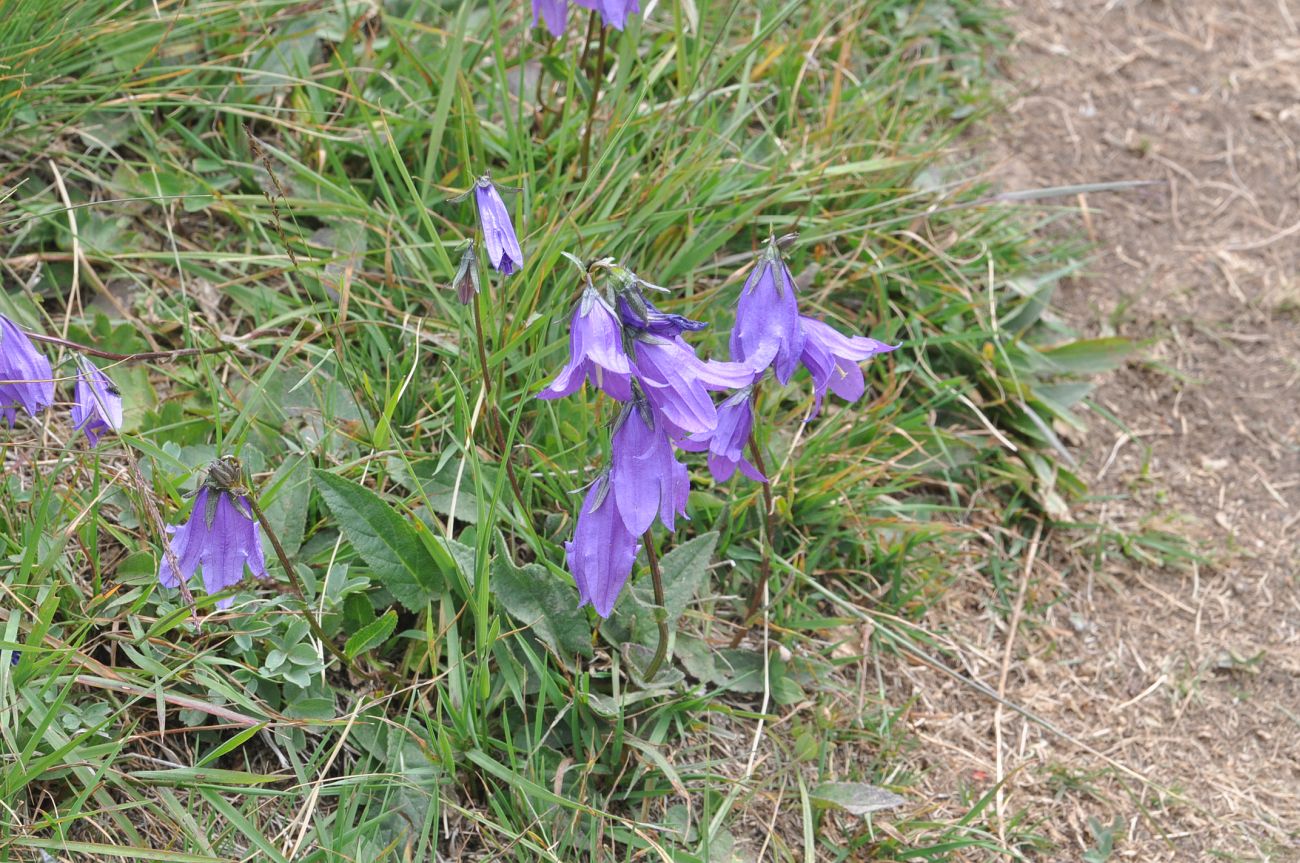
[0,1,1120,859]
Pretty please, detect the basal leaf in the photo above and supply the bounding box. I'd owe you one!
[344,609,398,660]
[492,557,592,659]
[312,470,441,611]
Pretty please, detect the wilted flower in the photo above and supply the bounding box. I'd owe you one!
[798,315,898,419]
[472,176,524,275]
[632,334,753,437]
[609,399,689,535]
[576,0,641,30]
[678,387,765,483]
[729,240,805,384]
[0,312,54,425]
[538,285,633,401]
[71,357,123,447]
[617,295,708,339]
[451,241,481,305]
[158,460,268,609]
[532,0,568,36]
[565,475,640,618]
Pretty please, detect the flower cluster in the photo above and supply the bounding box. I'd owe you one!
[0,312,122,444]
[541,244,898,617]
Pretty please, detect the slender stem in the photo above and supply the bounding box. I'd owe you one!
[641,531,670,682]
[731,428,778,647]
[579,19,607,179]
[122,443,196,618]
[26,331,233,363]
[246,494,350,668]
[471,292,527,510]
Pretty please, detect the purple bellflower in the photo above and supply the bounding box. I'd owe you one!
[472,176,524,275]
[565,476,641,618]
[158,458,269,609]
[678,387,765,483]
[609,399,689,535]
[532,0,568,36]
[538,285,633,401]
[730,240,805,385]
[632,334,753,437]
[798,315,898,420]
[575,0,641,29]
[0,312,55,425]
[71,357,123,447]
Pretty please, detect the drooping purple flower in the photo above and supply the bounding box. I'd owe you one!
[729,242,805,385]
[532,0,568,36]
[610,401,689,535]
[678,387,765,483]
[158,486,269,609]
[617,295,708,339]
[473,176,524,275]
[574,0,640,30]
[71,357,123,447]
[632,334,753,437]
[565,476,641,617]
[798,315,898,420]
[538,286,633,401]
[0,312,55,424]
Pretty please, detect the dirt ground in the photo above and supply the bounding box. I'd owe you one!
[889,0,1300,859]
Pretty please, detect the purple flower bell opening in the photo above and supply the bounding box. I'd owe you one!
[610,401,689,535]
[0,312,55,424]
[158,486,269,609]
[729,242,805,385]
[532,0,568,36]
[538,286,633,401]
[632,335,753,437]
[679,388,765,483]
[798,315,898,419]
[473,176,524,275]
[71,357,123,447]
[565,476,641,618]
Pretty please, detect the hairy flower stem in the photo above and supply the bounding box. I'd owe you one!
[122,444,196,618]
[731,428,778,647]
[642,532,670,682]
[472,293,527,509]
[245,495,350,669]
[579,16,608,179]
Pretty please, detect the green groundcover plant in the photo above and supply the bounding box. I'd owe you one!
[0,0,1130,858]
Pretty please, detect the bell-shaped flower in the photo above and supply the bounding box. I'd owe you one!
[729,242,805,385]
[633,334,753,437]
[71,357,123,447]
[565,476,641,618]
[473,176,524,274]
[678,387,765,483]
[158,486,269,609]
[574,0,640,29]
[798,315,898,419]
[609,401,689,535]
[538,286,633,401]
[0,312,54,425]
[532,0,568,36]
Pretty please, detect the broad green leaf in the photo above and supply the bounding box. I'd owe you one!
[1039,337,1133,375]
[810,781,907,816]
[345,609,398,660]
[656,532,719,622]
[312,470,441,611]
[492,556,592,659]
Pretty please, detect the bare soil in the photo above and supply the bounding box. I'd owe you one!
[888,0,1300,859]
